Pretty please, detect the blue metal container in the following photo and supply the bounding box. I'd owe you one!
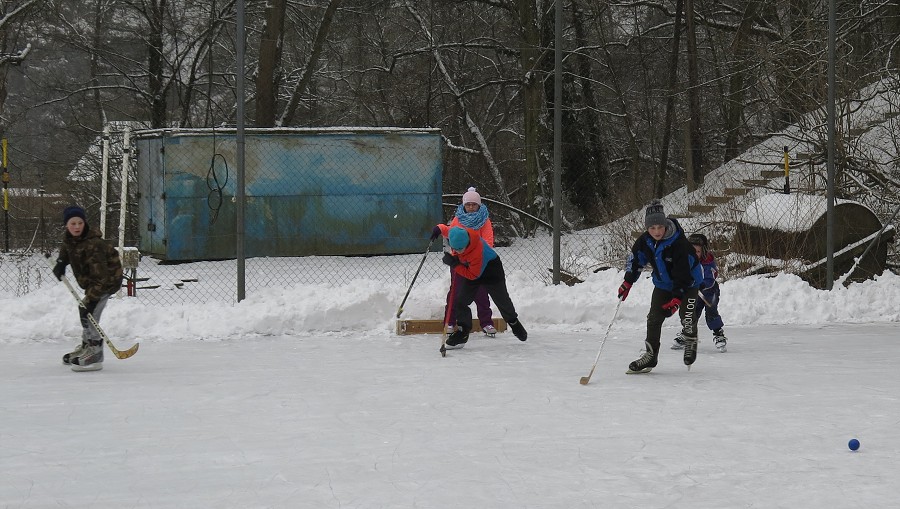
[135,128,442,260]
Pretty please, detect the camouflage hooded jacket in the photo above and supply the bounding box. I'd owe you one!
[58,226,123,302]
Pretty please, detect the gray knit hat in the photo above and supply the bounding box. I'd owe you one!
[644,200,666,228]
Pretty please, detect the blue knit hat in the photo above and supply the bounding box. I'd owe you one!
[62,205,86,225]
[448,227,470,250]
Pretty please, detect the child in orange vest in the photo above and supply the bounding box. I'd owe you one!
[430,225,527,349]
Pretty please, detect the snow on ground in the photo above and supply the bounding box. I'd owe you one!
[2,260,899,508]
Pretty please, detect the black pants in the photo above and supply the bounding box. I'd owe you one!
[451,258,519,332]
[645,286,699,355]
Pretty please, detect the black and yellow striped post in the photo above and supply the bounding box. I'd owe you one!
[2,138,9,252]
[783,145,790,195]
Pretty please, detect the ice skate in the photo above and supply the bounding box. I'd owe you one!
[670,333,685,350]
[70,342,103,372]
[714,329,727,353]
[627,341,657,374]
[509,320,527,341]
[445,328,469,349]
[682,335,698,367]
[62,342,87,365]
[482,324,497,337]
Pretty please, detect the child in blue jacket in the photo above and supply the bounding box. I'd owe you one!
[671,233,727,352]
[617,201,702,373]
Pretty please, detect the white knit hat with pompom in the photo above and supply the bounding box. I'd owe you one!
[462,187,482,205]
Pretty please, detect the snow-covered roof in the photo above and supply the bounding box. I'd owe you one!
[131,126,442,139]
[3,187,63,198]
[740,193,860,232]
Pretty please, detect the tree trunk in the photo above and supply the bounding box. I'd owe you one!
[684,0,703,182]
[91,0,107,127]
[147,0,168,128]
[571,3,609,208]
[278,0,342,126]
[255,0,287,127]
[890,1,900,70]
[723,0,760,161]
[0,21,8,137]
[517,0,543,214]
[656,0,684,198]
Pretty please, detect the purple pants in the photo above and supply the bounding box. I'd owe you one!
[445,269,493,329]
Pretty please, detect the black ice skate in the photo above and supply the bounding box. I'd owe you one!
[627,341,657,374]
[682,335,698,367]
[445,328,470,349]
[509,320,527,341]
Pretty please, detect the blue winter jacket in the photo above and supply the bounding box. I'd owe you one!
[624,218,701,298]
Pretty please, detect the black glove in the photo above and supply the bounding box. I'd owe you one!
[442,252,460,267]
[430,225,442,241]
[52,260,67,281]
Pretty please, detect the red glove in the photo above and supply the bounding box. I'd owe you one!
[617,281,632,301]
[661,297,681,317]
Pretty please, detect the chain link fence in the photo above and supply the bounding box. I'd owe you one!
[0,127,558,304]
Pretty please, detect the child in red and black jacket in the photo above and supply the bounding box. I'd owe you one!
[429,224,526,349]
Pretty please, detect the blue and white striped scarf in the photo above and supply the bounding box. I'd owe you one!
[455,203,489,229]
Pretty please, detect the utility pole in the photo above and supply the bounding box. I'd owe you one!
[2,139,9,252]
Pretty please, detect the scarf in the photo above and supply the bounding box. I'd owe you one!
[455,203,489,230]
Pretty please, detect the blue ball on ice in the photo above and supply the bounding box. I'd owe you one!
[848,439,860,451]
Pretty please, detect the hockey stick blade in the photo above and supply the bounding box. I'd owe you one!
[113,341,140,359]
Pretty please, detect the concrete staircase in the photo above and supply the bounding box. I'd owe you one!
[621,78,900,242]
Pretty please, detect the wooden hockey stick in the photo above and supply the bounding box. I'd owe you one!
[440,271,457,358]
[579,299,623,385]
[47,256,139,359]
[396,237,436,319]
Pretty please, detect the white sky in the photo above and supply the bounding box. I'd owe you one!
[2,256,898,508]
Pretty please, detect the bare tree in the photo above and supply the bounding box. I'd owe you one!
[0,0,41,136]
[277,0,342,126]
[254,0,286,126]
[656,0,684,198]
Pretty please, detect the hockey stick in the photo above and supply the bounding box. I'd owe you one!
[440,271,457,358]
[46,255,139,359]
[396,237,436,319]
[697,290,712,308]
[579,299,623,385]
